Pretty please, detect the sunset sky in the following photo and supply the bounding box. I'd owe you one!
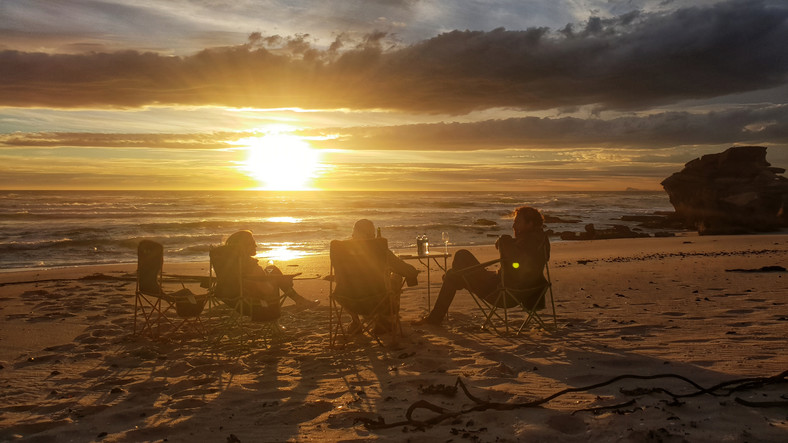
[1,0,787,191]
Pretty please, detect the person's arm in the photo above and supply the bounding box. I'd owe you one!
[386,250,419,286]
[241,256,266,277]
[495,234,513,250]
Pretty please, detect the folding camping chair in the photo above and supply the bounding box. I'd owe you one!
[208,245,293,346]
[460,241,556,335]
[134,240,207,338]
[328,238,403,348]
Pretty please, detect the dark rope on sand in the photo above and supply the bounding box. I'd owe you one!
[355,369,788,430]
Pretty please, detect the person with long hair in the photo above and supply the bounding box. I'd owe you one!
[223,230,319,315]
[416,206,550,326]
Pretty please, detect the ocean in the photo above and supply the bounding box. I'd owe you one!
[0,190,678,271]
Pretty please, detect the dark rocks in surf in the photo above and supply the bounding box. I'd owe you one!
[661,146,788,235]
[558,223,650,240]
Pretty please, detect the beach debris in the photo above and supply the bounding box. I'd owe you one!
[354,370,788,431]
[725,265,786,273]
[734,397,788,408]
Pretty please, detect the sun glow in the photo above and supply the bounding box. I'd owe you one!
[257,244,311,262]
[266,216,301,223]
[239,134,322,190]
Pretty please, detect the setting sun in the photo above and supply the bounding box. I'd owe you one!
[240,134,322,190]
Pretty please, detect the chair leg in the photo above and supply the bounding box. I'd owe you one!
[516,286,551,334]
[468,292,498,332]
[328,296,347,348]
[548,284,558,327]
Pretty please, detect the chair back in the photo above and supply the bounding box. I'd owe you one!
[137,240,164,295]
[209,245,243,301]
[330,238,390,314]
[210,244,282,321]
[497,235,550,309]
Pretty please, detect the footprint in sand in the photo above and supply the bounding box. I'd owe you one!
[21,289,50,299]
[43,344,77,353]
[169,398,208,410]
[547,414,587,435]
[280,401,334,425]
[14,353,63,368]
[324,409,379,429]
[81,368,112,378]
[480,362,518,377]
[724,309,754,315]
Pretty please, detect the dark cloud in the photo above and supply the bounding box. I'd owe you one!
[0,0,785,112]
[308,104,788,150]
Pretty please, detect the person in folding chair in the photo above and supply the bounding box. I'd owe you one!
[222,230,320,317]
[417,206,550,326]
[335,219,419,334]
[352,219,419,291]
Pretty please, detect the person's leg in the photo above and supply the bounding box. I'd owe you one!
[348,312,362,334]
[423,277,462,324]
[374,275,404,334]
[243,278,282,320]
[423,249,491,324]
[266,265,320,308]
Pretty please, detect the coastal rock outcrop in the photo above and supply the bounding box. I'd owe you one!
[661,146,788,235]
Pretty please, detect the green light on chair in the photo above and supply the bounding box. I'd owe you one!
[511,262,520,269]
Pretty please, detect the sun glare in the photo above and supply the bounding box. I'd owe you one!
[266,216,301,223]
[257,244,311,262]
[240,134,322,190]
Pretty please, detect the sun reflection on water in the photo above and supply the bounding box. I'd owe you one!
[256,244,311,262]
[265,216,301,223]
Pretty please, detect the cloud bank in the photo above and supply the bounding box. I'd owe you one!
[1,0,786,113]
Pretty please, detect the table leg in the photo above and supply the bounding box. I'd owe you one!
[426,258,431,311]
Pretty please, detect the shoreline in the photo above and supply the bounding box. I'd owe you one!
[1,233,787,441]
[3,231,785,285]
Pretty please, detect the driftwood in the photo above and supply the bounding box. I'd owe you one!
[355,370,788,430]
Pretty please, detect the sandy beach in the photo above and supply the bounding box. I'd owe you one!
[1,234,787,442]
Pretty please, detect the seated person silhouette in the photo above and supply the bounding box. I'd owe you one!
[334,219,419,334]
[417,206,550,326]
[216,230,318,321]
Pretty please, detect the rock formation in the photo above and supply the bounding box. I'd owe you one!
[661,146,788,235]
